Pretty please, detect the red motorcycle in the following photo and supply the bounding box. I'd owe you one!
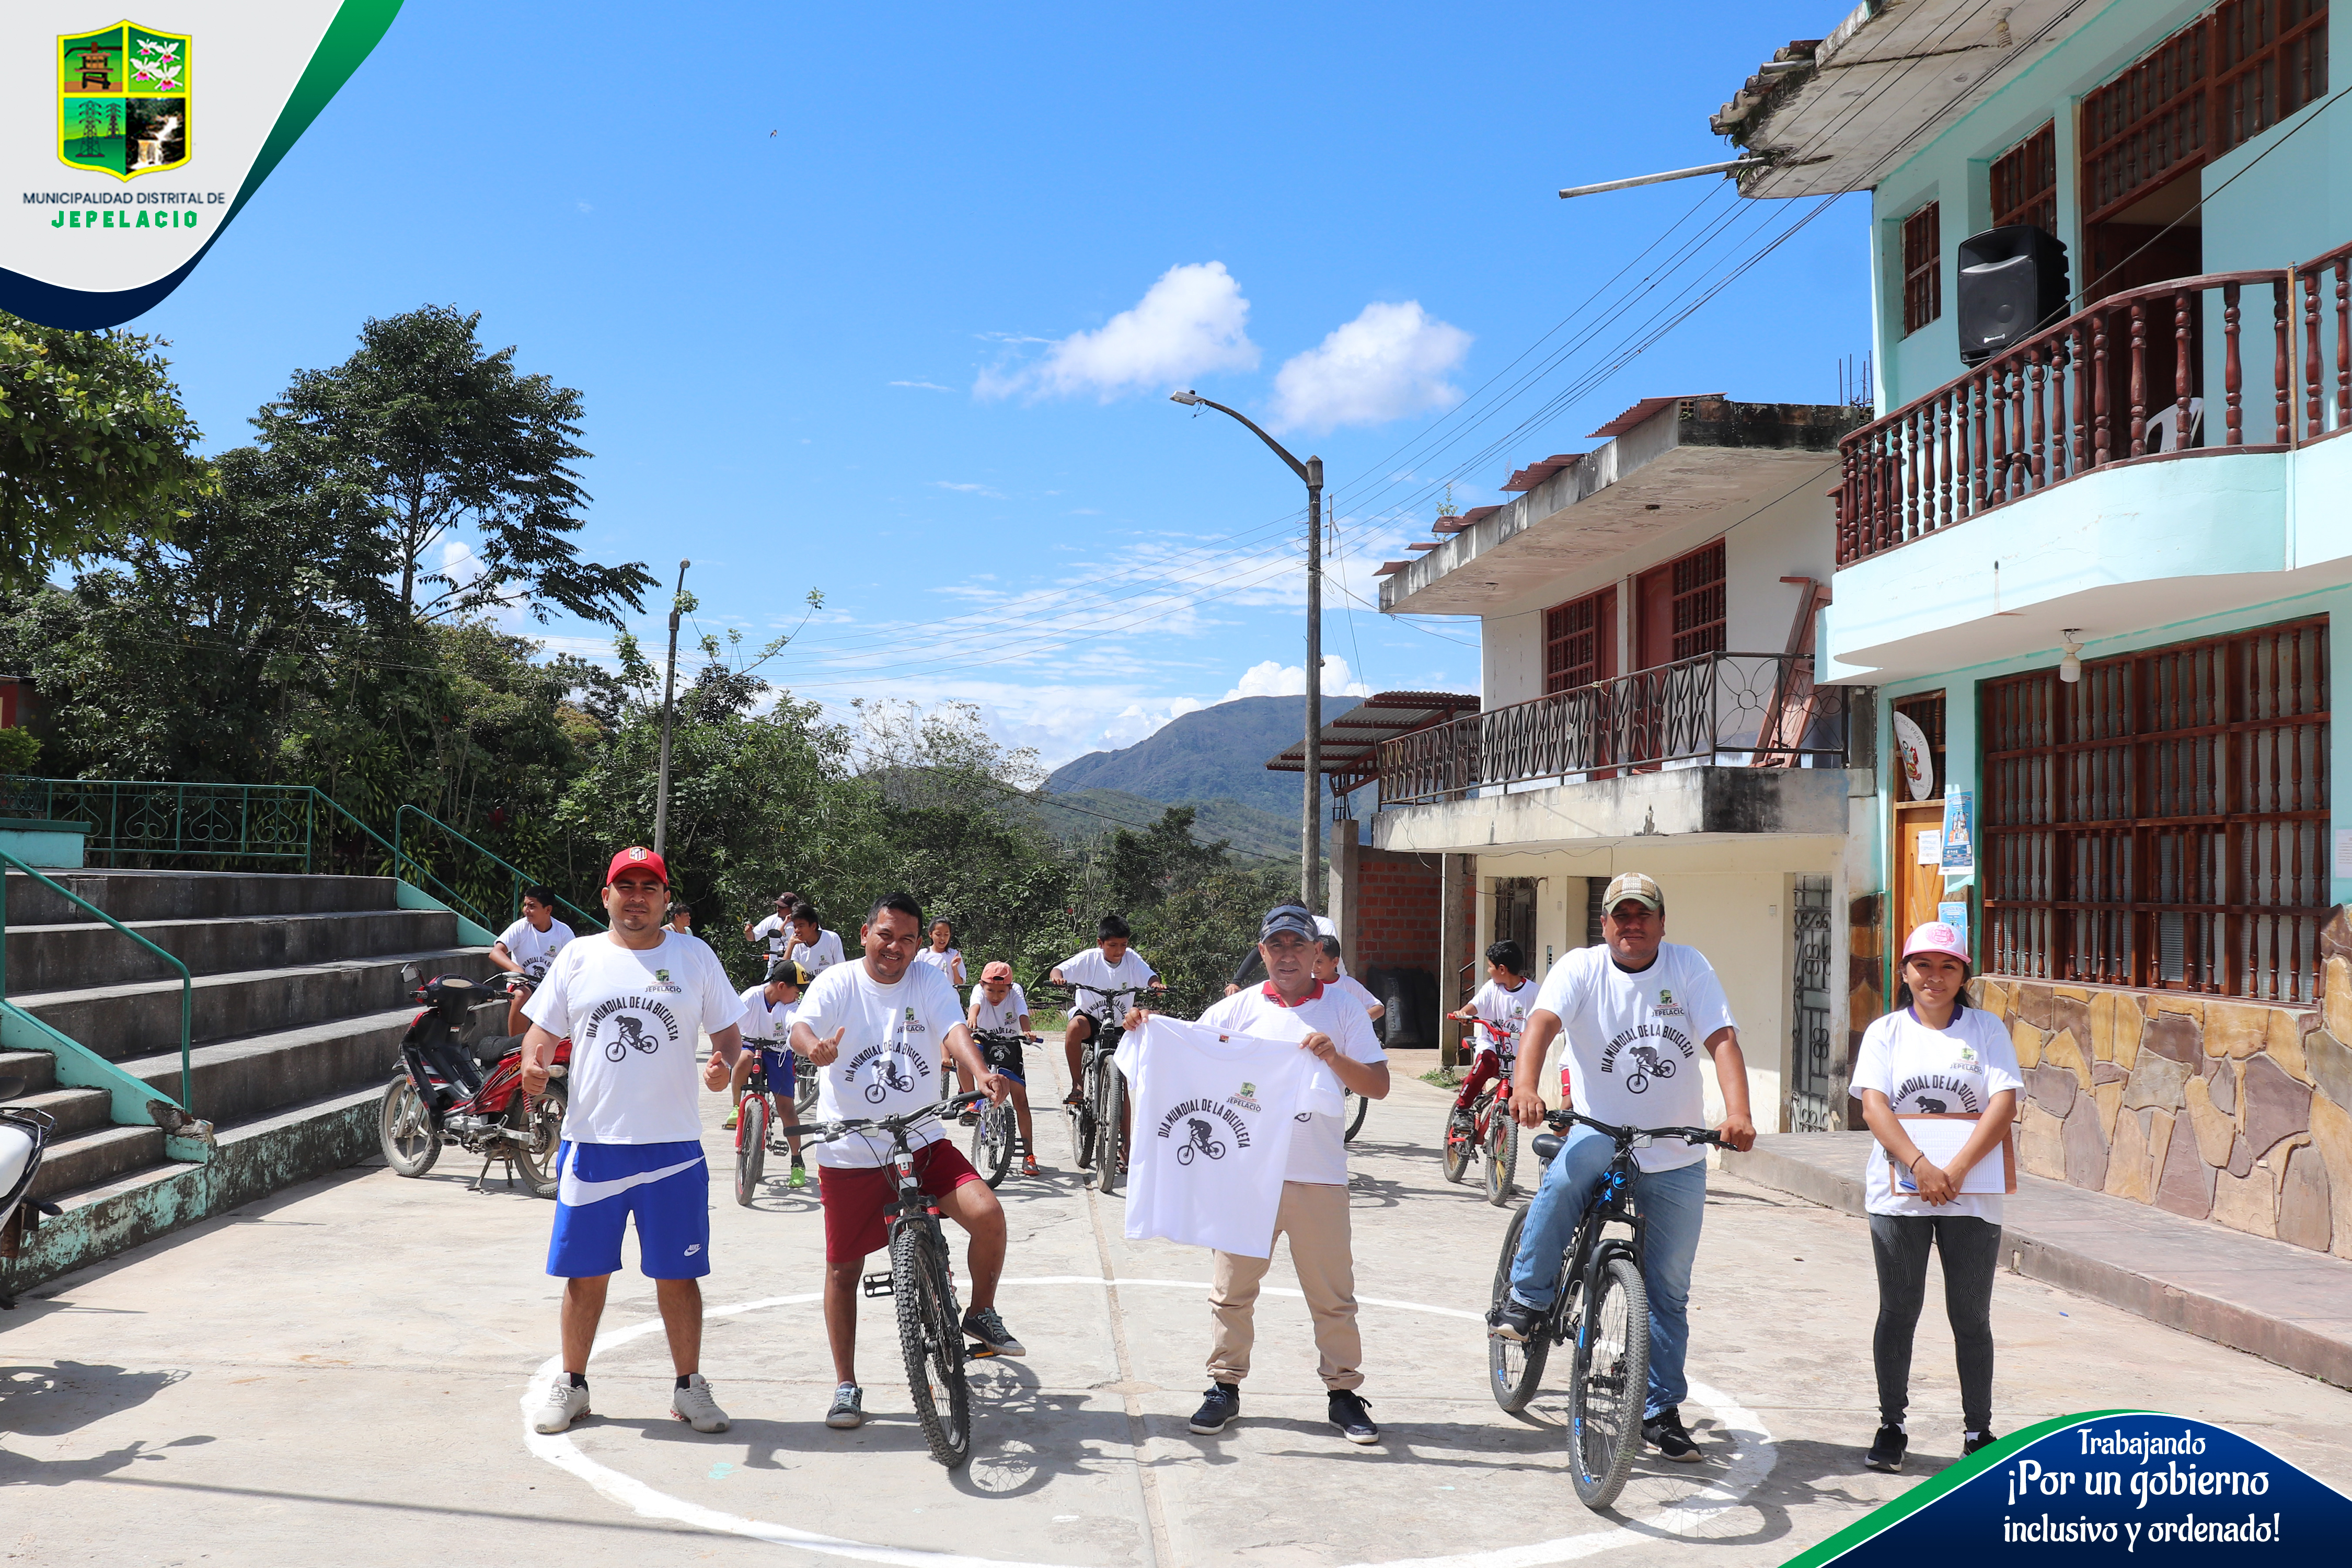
[379,967,569,1197]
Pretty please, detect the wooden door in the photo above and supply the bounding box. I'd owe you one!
[1633,565,1674,671]
[1895,803,1950,963]
[2084,182,2203,451]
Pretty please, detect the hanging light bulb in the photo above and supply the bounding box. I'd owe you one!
[2058,629,2085,685]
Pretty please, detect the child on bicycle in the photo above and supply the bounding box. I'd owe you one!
[1447,940,1534,1124]
[727,959,809,1187]
[962,961,1040,1178]
[1048,914,1162,1106]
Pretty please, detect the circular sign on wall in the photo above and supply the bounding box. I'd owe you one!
[1890,709,1934,802]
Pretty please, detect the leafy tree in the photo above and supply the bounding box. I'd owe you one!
[0,314,209,589]
[255,304,654,627]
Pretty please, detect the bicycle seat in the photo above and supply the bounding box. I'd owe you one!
[1531,1132,1562,1163]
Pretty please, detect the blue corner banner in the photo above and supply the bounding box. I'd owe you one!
[1786,1412,2352,1566]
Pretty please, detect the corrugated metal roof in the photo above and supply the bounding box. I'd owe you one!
[1589,394,1722,439]
[1264,690,1481,778]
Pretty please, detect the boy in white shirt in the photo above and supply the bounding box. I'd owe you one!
[1315,936,1383,1022]
[963,960,1040,1178]
[491,886,573,1036]
[744,893,799,959]
[1446,940,1535,1123]
[729,959,810,1188]
[787,901,847,973]
[1048,914,1162,1106]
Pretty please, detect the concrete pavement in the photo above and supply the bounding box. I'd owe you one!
[3,1050,2350,1567]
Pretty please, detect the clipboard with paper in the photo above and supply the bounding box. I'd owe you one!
[1890,1112,2016,1195]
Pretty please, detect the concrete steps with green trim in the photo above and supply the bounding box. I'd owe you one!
[4,909,465,989]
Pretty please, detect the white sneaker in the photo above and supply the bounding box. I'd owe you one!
[671,1373,730,1433]
[534,1376,590,1434]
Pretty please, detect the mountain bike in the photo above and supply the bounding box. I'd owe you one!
[733,1048,782,1207]
[1042,981,1152,1196]
[778,1090,992,1468]
[1444,1017,1520,1206]
[1486,1109,1723,1509]
[963,1029,1031,1187]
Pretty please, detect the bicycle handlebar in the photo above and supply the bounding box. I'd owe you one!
[1543,1108,1723,1147]
[777,1089,988,1144]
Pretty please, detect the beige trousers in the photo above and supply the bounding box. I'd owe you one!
[1207,1180,1363,1390]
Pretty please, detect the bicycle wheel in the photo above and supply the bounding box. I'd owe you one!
[794,1057,818,1113]
[969,1098,1014,1187]
[1487,1207,1551,1413]
[734,1092,768,1206]
[1342,1087,1370,1144]
[1567,1253,1651,1511]
[892,1222,973,1468]
[1484,1109,1518,1207]
[379,1073,441,1177]
[1073,1052,1099,1169]
[1440,1101,1472,1184]
[1093,1055,1126,1196]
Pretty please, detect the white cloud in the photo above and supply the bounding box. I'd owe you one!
[1221,655,1374,703]
[1270,301,1470,433]
[976,262,1258,402]
[930,480,1006,499]
[1099,697,1206,751]
[889,379,954,391]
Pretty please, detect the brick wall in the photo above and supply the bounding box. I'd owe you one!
[1356,851,1441,973]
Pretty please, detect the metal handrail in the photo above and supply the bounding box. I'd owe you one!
[393,804,603,935]
[0,848,193,1115]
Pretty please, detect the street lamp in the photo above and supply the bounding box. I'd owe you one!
[654,558,689,858]
[1170,390,1325,912]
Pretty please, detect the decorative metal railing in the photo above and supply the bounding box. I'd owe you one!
[1836,236,2352,567]
[1377,652,1849,806]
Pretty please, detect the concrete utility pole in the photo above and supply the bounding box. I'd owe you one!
[653,558,689,858]
[1169,391,1324,910]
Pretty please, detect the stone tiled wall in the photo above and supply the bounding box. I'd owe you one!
[1971,910,2352,1260]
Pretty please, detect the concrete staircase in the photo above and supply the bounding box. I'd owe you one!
[0,870,494,1293]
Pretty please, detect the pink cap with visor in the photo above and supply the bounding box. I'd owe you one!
[1901,921,1970,963]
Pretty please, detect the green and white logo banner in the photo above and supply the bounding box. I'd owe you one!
[2,3,401,329]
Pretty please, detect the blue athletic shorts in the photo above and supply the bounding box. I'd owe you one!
[547,1140,710,1279]
[756,1045,796,1093]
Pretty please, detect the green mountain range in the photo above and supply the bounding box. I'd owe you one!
[1046,695,1356,818]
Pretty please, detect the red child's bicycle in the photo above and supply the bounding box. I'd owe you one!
[1443,1016,1521,1206]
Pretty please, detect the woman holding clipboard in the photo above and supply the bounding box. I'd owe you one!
[1852,920,2022,1474]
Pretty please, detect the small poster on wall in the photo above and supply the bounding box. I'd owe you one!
[1940,791,1975,878]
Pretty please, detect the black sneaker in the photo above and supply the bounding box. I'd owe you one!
[1642,1405,1704,1462]
[1866,1423,1908,1472]
[1964,1430,2000,1457]
[1328,1389,1379,1445]
[1489,1297,1544,1343]
[1188,1382,1240,1435]
[961,1305,1026,1357]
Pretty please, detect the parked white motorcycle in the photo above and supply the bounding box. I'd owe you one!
[0,1075,60,1302]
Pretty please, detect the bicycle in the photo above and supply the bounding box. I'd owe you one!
[1486,1109,1723,1509]
[1041,981,1154,1196]
[777,1089,993,1468]
[733,1048,780,1206]
[963,1028,1033,1187]
[1444,1017,1521,1206]
[1341,1085,1371,1143]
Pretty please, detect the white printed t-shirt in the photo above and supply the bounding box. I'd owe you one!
[736,985,799,1044]
[969,983,1030,1034]
[524,931,745,1145]
[1530,942,1736,1172]
[751,913,791,957]
[793,959,966,1169]
[1114,1015,1314,1258]
[1468,976,1538,1059]
[1058,946,1158,1018]
[913,947,964,986]
[1850,1006,2023,1222]
[1195,982,1385,1186]
[497,915,574,978]
[791,928,846,973]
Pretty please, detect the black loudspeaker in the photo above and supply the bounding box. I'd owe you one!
[1956,225,2070,365]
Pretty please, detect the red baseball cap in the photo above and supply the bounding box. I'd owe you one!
[605,846,670,887]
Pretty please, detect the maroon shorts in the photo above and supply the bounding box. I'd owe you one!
[817,1140,982,1262]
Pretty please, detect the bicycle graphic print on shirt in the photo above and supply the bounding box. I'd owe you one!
[582,995,684,1063]
[1173,1116,1228,1165]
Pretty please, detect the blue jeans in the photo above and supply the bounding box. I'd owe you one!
[1507,1123,1710,1419]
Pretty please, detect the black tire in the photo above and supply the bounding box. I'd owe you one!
[379,1073,441,1177]
[1073,1053,1099,1170]
[734,1093,768,1206]
[1484,1107,1518,1207]
[1488,1207,1551,1412]
[1567,1253,1651,1511]
[1440,1102,1472,1184]
[892,1222,972,1468]
[969,1099,1014,1187]
[794,1057,818,1113]
[1094,1055,1126,1196]
[1343,1087,1371,1143]
[511,1082,566,1199]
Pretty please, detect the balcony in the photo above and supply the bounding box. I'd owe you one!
[1836,239,2352,569]
[1377,652,1851,811]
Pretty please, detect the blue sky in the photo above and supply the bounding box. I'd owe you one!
[136,0,1870,769]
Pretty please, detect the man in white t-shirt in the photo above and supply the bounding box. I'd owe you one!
[491,886,574,1036]
[1050,914,1162,1106]
[787,902,847,974]
[1492,872,1757,1465]
[789,893,1019,1433]
[744,893,800,959]
[1141,902,1389,1447]
[518,846,749,1439]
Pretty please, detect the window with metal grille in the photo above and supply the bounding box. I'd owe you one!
[1668,540,1726,660]
[2213,0,2328,156]
[1980,618,2329,1002]
[1544,587,1612,694]
[1991,122,2059,234]
[1900,203,1941,336]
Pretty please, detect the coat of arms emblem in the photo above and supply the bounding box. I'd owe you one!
[61,22,191,180]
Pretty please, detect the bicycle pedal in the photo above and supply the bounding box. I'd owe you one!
[965,1341,999,1360]
[860,1271,894,1298]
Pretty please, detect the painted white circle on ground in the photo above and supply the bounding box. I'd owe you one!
[522,1276,1777,1568]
